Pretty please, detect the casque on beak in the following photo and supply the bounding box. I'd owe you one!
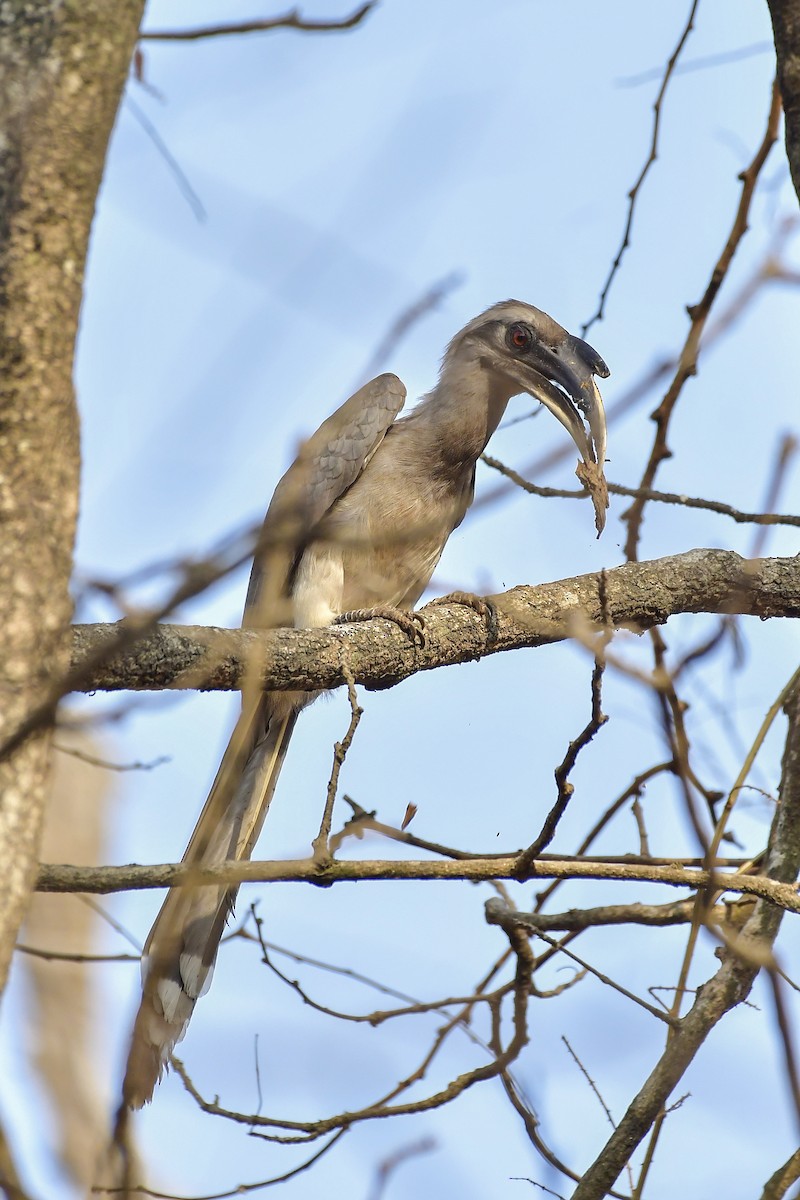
[522,329,610,535]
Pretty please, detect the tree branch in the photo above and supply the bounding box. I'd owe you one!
[68,550,800,695]
[622,78,782,561]
[35,855,800,909]
[139,3,375,43]
[570,681,800,1198]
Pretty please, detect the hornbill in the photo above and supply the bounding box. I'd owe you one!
[122,299,609,1107]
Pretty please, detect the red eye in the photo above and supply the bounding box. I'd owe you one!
[507,323,532,352]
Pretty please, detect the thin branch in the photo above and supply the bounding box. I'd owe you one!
[247,905,493,1029]
[623,78,783,561]
[516,574,610,869]
[165,924,535,1144]
[124,96,206,222]
[766,967,800,1128]
[486,902,675,1026]
[619,40,774,86]
[631,796,651,856]
[52,741,170,772]
[139,3,376,42]
[562,1037,615,1122]
[482,454,800,529]
[15,943,137,964]
[583,0,700,333]
[486,897,725,933]
[352,272,464,389]
[97,1129,348,1198]
[312,660,362,861]
[571,682,800,1199]
[750,432,799,557]
[366,1137,436,1200]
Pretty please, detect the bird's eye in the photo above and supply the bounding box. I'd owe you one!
[506,323,532,352]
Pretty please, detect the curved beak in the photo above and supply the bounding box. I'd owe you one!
[509,330,610,534]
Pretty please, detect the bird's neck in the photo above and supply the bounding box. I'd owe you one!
[411,356,514,469]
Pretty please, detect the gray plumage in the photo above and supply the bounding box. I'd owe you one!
[122,300,609,1107]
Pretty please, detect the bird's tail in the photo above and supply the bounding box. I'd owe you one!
[122,697,298,1108]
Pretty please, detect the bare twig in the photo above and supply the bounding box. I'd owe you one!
[561,1036,619,1133]
[622,79,783,562]
[53,742,169,772]
[97,1129,348,1197]
[572,682,800,1199]
[750,433,799,558]
[765,967,800,1127]
[312,660,362,861]
[15,943,136,964]
[630,797,651,856]
[492,897,724,933]
[353,272,464,389]
[140,3,376,42]
[169,923,536,1141]
[618,41,773,87]
[365,1137,437,1200]
[583,0,700,333]
[482,454,800,530]
[516,573,610,869]
[532,761,673,912]
[124,96,206,221]
[486,902,675,1026]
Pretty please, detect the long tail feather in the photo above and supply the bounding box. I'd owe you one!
[122,700,298,1108]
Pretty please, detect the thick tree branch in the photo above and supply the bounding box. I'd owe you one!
[35,855,800,909]
[69,550,800,694]
[570,682,800,1198]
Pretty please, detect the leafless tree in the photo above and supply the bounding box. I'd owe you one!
[2,5,800,1199]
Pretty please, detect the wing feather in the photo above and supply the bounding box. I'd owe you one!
[244,373,406,626]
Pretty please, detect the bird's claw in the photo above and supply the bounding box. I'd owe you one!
[425,591,499,641]
[335,605,426,647]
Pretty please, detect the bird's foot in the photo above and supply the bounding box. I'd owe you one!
[425,591,499,641]
[335,605,425,647]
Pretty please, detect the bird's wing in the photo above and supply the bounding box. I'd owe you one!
[244,373,406,627]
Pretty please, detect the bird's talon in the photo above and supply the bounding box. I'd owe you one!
[426,591,499,641]
[335,606,425,647]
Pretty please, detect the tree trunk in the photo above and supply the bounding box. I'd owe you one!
[767,0,800,202]
[0,2,145,989]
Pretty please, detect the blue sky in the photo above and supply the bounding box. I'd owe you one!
[3,2,800,1197]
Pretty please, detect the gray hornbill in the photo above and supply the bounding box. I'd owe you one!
[122,299,609,1106]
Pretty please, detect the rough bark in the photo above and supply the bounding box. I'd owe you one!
[767,0,800,201]
[570,683,800,1198]
[67,550,800,695]
[0,1,145,990]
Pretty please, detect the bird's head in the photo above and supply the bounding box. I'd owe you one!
[449,300,610,531]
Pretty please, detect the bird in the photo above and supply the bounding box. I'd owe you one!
[122,299,609,1107]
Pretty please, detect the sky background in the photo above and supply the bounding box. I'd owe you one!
[3,2,800,1198]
